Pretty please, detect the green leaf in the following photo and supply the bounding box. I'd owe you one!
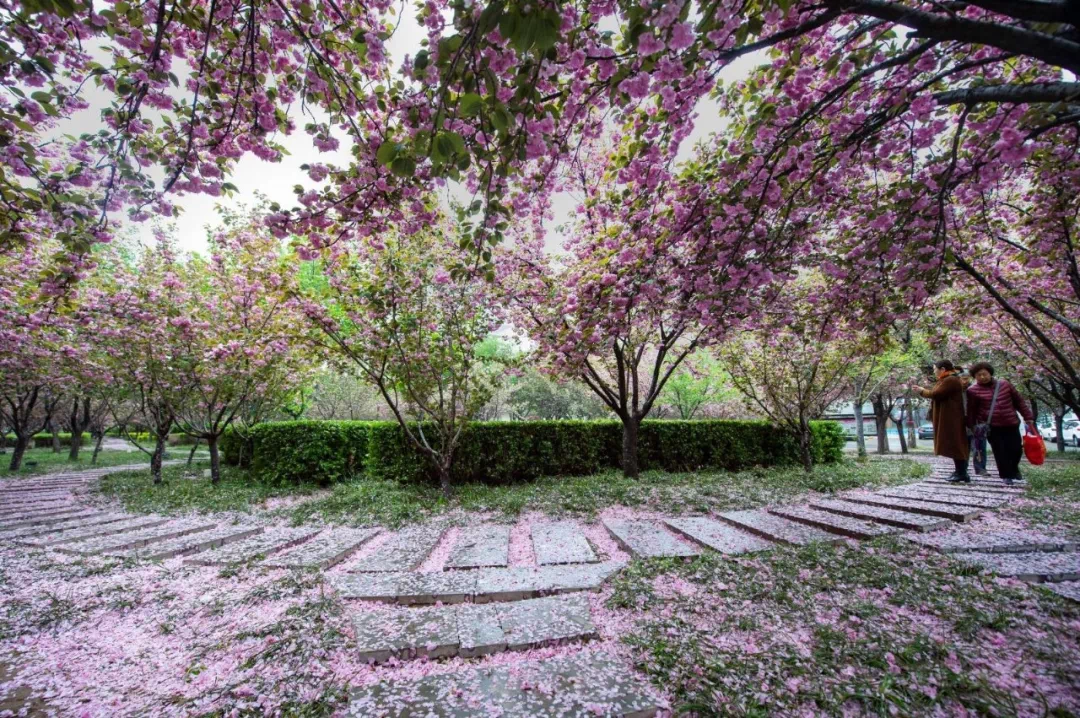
[376,141,398,166]
[459,92,483,116]
[390,157,416,177]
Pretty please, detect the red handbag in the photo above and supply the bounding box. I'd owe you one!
[1023,428,1046,466]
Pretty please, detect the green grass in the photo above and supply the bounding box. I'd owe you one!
[0,448,148,478]
[1014,461,1080,537]
[286,458,927,528]
[96,463,322,515]
[611,538,1080,716]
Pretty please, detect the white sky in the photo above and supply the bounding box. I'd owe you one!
[64,9,763,253]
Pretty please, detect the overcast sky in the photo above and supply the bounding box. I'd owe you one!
[67,10,763,254]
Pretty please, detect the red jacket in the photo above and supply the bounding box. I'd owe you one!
[966,379,1034,428]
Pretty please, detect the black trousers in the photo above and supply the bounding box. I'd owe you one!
[988,425,1024,479]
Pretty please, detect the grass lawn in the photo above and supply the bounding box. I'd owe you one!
[0,448,149,479]
[95,463,322,515]
[1011,461,1080,538]
[609,536,1080,716]
[94,457,928,526]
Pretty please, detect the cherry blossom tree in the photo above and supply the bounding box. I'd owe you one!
[301,226,504,496]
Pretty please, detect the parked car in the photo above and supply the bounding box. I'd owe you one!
[917,423,934,440]
[1061,420,1080,447]
[1039,423,1057,441]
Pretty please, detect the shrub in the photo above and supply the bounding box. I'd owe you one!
[31,433,90,448]
[220,427,254,468]
[249,421,370,484]
[246,419,844,485]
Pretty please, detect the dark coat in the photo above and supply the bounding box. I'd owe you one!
[925,374,969,460]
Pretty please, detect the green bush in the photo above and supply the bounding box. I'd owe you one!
[220,427,254,468]
[250,421,370,484]
[246,419,844,485]
[31,433,90,448]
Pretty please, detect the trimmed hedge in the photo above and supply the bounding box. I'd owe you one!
[235,419,844,485]
[31,433,90,448]
[220,427,254,468]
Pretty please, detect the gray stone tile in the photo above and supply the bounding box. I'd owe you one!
[906,529,1077,554]
[544,562,626,593]
[445,524,511,569]
[346,652,659,717]
[352,606,460,663]
[0,504,78,520]
[394,571,476,605]
[602,519,700,559]
[718,510,844,546]
[56,520,218,555]
[918,482,1023,495]
[877,488,1007,508]
[183,527,322,566]
[332,572,403,603]
[1042,581,1080,602]
[531,521,598,565]
[349,527,446,572]
[843,495,981,522]
[456,603,505,657]
[499,594,595,650]
[0,513,131,540]
[958,551,1080,582]
[664,517,775,554]
[18,517,172,546]
[809,499,950,532]
[263,527,381,569]
[106,525,264,561]
[0,510,107,533]
[768,506,899,540]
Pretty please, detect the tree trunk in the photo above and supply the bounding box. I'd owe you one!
[853,401,867,458]
[798,420,814,473]
[1055,413,1066,453]
[208,436,221,484]
[894,415,908,454]
[91,431,104,465]
[621,416,641,479]
[872,396,891,454]
[68,429,82,460]
[50,421,61,454]
[151,435,166,484]
[187,437,201,468]
[8,435,29,472]
[436,463,453,498]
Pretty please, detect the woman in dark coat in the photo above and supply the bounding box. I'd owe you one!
[911,360,970,482]
[965,361,1035,485]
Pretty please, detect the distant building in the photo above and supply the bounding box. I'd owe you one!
[824,401,925,437]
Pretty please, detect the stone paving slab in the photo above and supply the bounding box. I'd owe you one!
[334,562,626,605]
[263,527,381,569]
[445,525,511,570]
[924,479,1024,490]
[877,489,1007,508]
[0,513,130,540]
[0,509,100,531]
[106,525,264,561]
[1043,581,1080,602]
[919,482,1024,495]
[768,506,899,540]
[844,495,982,522]
[183,527,322,566]
[664,517,774,554]
[347,652,659,717]
[602,519,700,559]
[531,521,598,565]
[906,529,1078,554]
[958,551,1080,583]
[719,510,844,546]
[57,520,218,555]
[0,504,77,519]
[349,527,446,573]
[351,594,595,663]
[0,494,76,507]
[809,499,950,532]
[19,517,173,546]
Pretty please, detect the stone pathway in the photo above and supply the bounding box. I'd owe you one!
[2,455,1077,717]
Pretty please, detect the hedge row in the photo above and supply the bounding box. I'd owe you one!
[30,433,90,448]
[225,419,844,486]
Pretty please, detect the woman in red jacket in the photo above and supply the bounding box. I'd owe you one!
[965,362,1035,485]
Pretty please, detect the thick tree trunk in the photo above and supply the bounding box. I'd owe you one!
[91,431,104,464]
[853,401,867,458]
[8,436,29,472]
[872,396,891,454]
[436,463,453,498]
[208,436,221,484]
[798,421,814,473]
[894,415,908,454]
[49,421,61,453]
[68,429,82,460]
[906,401,917,449]
[1055,413,1066,453]
[621,416,640,478]
[187,437,201,468]
[151,435,166,484]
